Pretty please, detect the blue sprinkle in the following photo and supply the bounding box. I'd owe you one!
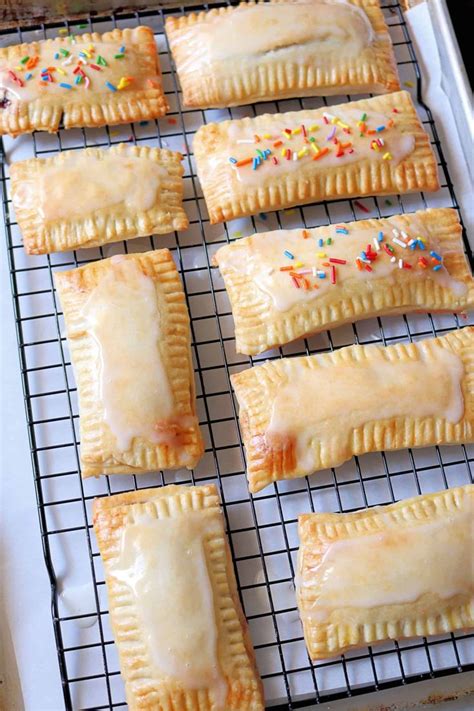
[59,82,73,89]
[79,51,87,58]
[106,81,117,92]
[409,241,417,250]
[360,251,367,259]
[318,272,326,279]
[74,75,82,85]
[336,228,348,234]
[228,157,237,164]
[378,231,384,242]
[54,52,60,59]
[259,212,267,220]
[433,264,442,271]
[376,125,385,132]
[417,240,425,250]
[318,238,324,247]
[119,45,125,53]
[25,72,33,80]
[41,67,48,73]
[284,250,294,259]
[41,75,49,81]
[430,250,442,261]
[264,149,271,158]
[252,156,260,170]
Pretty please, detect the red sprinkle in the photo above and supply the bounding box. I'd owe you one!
[301,124,307,137]
[329,258,347,265]
[383,244,394,256]
[330,265,336,284]
[167,117,177,125]
[272,156,278,165]
[403,262,413,269]
[286,148,291,160]
[354,200,370,213]
[292,276,300,289]
[89,63,101,71]
[323,116,329,124]
[364,264,373,272]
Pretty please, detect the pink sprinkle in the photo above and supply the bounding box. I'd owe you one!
[354,200,370,213]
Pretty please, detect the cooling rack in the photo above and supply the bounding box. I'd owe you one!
[1,2,473,709]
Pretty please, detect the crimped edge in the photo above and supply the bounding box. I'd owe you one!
[231,327,474,492]
[166,0,400,108]
[54,249,204,477]
[0,26,168,137]
[194,91,439,224]
[11,143,188,255]
[297,484,474,659]
[213,208,474,355]
[93,483,265,711]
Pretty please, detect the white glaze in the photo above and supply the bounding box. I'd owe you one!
[219,106,415,187]
[110,508,227,707]
[83,258,174,453]
[300,507,473,621]
[266,343,465,475]
[27,151,165,220]
[215,218,467,312]
[177,0,374,76]
[0,39,155,104]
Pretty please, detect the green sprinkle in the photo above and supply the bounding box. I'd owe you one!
[97,55,107,67]
[20,55,30,64]
[327,237,332,245]
[309,136,316,143]
[74,74,82,85]
[232,231,242,238]
[78,23,88,28]
[256,148,264,159]
[59,48,70,57]
[114,53,125,59]
[361,112,367,121]
[385,199,393,206]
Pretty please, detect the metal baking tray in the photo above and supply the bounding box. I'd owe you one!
[1,1,473,708]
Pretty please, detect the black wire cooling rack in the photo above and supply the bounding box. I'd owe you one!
[1,2,473,709]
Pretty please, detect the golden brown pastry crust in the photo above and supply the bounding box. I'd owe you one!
[55,250,204,478]
[213,208,474,355]
[10,144,188,255]
[297,485,474,659]
[193,91,439,224]
[93,484,265,711]
[166,0,400,108]
[231,328,474,493]
[0,26,168,137]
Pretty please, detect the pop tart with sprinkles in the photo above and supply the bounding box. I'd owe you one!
[213,208,474,355]
[193,91,439,223]
[0,26,167,136]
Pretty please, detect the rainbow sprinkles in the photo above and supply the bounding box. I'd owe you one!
[228,109,400,172]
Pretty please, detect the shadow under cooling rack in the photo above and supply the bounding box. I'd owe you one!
[1,1,473,709]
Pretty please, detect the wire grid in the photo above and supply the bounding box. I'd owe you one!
[1,2,473,709]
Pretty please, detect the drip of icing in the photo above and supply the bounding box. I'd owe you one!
[83,258,175,453]
[266,343,464,475]
[110,507,228,708]
[59,583,98,628]
[299,506,473,622]
[215,220,467,313]
[14,151,165,221]
[176,0,375,76]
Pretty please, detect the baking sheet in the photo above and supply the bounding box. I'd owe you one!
[1,2,473,709]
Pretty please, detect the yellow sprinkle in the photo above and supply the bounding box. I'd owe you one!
[117,77,131,90]
[310,142,320,154]
[88,44,95,52]
[404,80,414,88]
[110,130,119,136]
[331,117,338,124]
[284,209,296,215]
[294,261,303,268]
[57,67,66,75]
[337,121,349,129]
[383,152,393,160]
[309,124,319,131]
[14,65,23,71]
[281,148,286,157]
[263,133,272,139]
[317,252,327,258]
[58,28,68,35]
[292,127,301,135]
[297,147,308,158]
